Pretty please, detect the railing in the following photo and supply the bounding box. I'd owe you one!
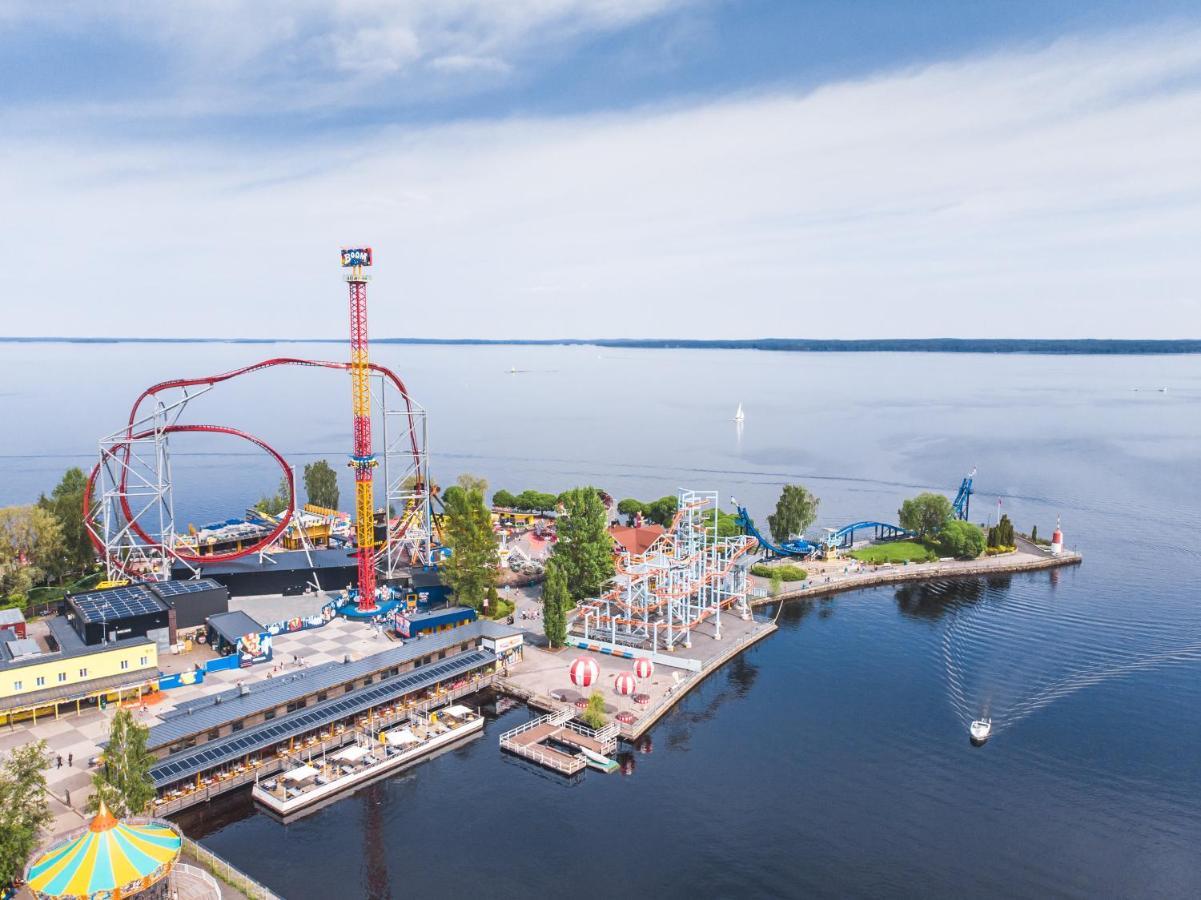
[172,862,222,898]
[182,836,284,900]
[153,674,496,815]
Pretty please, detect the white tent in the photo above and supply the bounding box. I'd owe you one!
[333,745,369,762]
[441,705,474,719]
[385,728,421,747]
[284,764,320,782]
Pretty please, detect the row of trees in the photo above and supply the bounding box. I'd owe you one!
[616,496,678,527]
[2,467,100,608]
[491,489,558,513]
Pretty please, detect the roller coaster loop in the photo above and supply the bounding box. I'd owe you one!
[85,357,424,572]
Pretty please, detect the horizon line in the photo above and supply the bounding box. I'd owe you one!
[1,336,1200,355]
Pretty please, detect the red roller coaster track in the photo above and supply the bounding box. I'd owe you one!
[85,357,424,574]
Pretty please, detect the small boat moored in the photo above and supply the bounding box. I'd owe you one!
[970,718,992,745]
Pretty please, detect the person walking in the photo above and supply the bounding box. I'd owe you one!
[56,754,62,769]
[65,789,71,807]
[68,752,73,767]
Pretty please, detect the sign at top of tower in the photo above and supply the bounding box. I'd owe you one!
[340,247,373,267]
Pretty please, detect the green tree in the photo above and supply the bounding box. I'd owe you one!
[1030,524,1038,543]
[0,739,51,888]
[769,569,783,597]
[440,487,499,612]
[767,484,820,545]
[542,560,569,648]
[938,519,986,559]
[254,476,291,517]
[303,459,340,510]
[0,505,65,604]
[456,473,489,495]
[550,487,614,603]
[898,492,954,539]
[492,489,517,509]
[616,498,644,523]
[37,467,93,580]
[582,690,607,729]
[89,708,155,817]
[644,495,679,528]
[514,490,557,512]
[440,484,465,509]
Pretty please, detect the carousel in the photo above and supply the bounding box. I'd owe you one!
[25,801,183,900]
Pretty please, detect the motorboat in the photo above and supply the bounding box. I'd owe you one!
[970,718,992,745]
[579,745,620,773]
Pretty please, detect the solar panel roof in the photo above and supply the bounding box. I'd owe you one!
[150,649,494,786]
[151,579,224,598]
[146,620,501,749]
[70,585,168,623]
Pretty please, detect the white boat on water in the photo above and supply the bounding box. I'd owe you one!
[579,745,619,773]
[734,402,745,423]
[253,705,484,817]
[970,718,992,745]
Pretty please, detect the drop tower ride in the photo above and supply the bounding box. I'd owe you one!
[341,247,379,613]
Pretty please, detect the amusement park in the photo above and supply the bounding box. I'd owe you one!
[0,246,1081,900]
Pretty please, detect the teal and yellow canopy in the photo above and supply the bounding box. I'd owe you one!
[26,801,181,900]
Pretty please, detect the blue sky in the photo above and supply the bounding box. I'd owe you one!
[1,1,1199,338]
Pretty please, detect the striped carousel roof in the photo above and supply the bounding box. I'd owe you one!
[26,801,181,899]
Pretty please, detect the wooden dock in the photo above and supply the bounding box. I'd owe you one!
[498,709,619,775]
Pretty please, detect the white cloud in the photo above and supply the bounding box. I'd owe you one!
[1,25,1199,339]
[0,1,687,105]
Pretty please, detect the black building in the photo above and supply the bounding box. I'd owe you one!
[67,585,172,646]
[172,548,359,597]
[151,579,230,632]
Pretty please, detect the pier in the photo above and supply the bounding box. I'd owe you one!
[499,708,619,774]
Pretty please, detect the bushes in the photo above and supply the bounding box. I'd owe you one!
[750,563,808,581]
[938,520,986,559]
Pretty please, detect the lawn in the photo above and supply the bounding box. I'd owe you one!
[848,540,938,564]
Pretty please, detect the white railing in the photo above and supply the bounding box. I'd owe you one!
[181,836,284,900]
[172,862,222,899]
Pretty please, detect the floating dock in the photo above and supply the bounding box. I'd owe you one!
[253,705,485,819]
[498,708,619,775]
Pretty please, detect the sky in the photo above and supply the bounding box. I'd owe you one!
[1,0,1199,340]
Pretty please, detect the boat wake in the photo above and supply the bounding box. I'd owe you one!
[941,583,1201,736]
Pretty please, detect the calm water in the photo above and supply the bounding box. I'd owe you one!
[3,343,1201,898]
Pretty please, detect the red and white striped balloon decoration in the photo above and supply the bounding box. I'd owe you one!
[569,656,599,688]
[614,672,638,696]
[633,657,654,680]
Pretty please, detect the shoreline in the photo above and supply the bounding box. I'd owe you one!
[749,545,1082,608]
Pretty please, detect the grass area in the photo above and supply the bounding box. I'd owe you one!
[848,540,938,564]
[487,597,516,620]
[749,563,808,581]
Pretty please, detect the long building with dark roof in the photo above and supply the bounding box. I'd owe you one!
[147,619,524,815]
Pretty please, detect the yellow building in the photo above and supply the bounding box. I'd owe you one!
[0,634,159,726]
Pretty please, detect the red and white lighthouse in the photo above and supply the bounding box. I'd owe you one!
[1050,516,1064,555]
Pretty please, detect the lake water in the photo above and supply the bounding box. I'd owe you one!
[3,343,1200,898]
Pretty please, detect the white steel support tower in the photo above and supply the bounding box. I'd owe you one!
[89,390,209,583]
[575,489,753,653]
[376,373,433,574]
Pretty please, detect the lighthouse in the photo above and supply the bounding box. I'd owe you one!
[1050,516,1064,555]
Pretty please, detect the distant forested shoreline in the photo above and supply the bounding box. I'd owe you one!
[3,337,1199,354]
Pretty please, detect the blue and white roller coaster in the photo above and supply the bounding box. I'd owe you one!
[734,469,975,559]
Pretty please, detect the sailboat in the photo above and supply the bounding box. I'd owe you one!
[733,402,744,423]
